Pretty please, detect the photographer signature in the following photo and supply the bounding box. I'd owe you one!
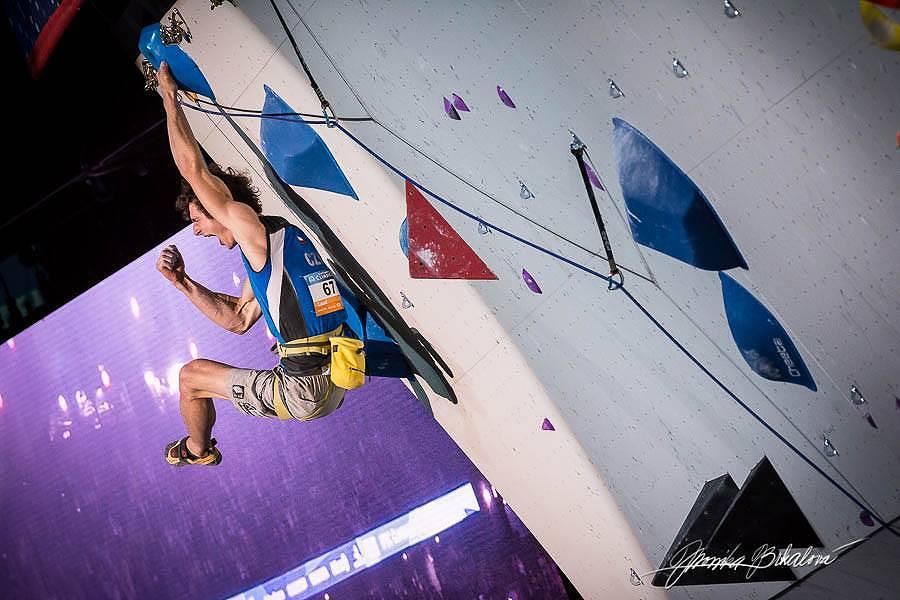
[639,538,865,589]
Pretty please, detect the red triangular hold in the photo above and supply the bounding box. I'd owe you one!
[406,181,497,280]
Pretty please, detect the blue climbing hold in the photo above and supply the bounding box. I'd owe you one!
[364,312,413,378]
[138,24,215,100]
[612,118,747,271]
[260,86,358,199]
[399,218,409,257]
[720,273,816,391]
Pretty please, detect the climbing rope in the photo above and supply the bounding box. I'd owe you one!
[192,97,373,121]
[185,99,653,283]
[181,101,329,124]
[255,0,657,284]
[181,98,651,281]
[266,0,334,123]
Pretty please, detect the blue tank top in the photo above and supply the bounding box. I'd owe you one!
[240,215,346,351]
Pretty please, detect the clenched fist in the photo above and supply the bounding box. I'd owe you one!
[157,245,186,286]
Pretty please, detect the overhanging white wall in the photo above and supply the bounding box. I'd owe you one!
[169,1,900,598]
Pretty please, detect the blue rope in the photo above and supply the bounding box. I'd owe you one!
[334,123,616,285]
[197,103,897,536]
[188,100,615,284]
[620,286,897,535]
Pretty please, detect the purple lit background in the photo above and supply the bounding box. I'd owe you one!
[0,226,567,599]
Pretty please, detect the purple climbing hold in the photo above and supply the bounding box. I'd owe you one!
[541,418,555,431]
[497,85,516,108]
[865,413,878,429]
[584,160,605,191]
[522,269,542,294]
[859,510,875,527]
[895,397,900,410]
[443,97,461,120]
[452,93,470,112]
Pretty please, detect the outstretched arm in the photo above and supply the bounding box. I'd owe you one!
[157,62,263,244]
[158,63,206,184]
[157,245,262,334]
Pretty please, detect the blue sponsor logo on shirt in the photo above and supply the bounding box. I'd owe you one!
[304,270,334,285]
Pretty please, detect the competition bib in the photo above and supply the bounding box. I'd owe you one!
[304,270,344,316]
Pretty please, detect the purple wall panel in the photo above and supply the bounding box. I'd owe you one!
[0,226,566,599]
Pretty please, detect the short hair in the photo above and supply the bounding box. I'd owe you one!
[175,163,262,221]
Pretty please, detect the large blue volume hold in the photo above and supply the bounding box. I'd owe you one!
[336,277,411,378]
[138,24,215,100]
[719,273,816,391]
[364,312,413,378]
[612,118,747,271]
[260,86,358,200]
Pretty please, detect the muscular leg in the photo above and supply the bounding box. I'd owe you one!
[178,358,237,457]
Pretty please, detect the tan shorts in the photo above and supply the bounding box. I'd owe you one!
[227,364,346,421]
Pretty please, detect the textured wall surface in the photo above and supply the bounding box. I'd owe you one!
[172,1,900,597]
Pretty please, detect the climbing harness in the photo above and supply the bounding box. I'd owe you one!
[271,325,367,420]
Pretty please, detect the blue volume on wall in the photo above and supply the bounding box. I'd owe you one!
[138,24,216,100]
[719,273,816,391]
[260,86,358,200]
[612,118,747,271]
[399,218,409,257]
[364,312,413,378]
[336,280,411,378]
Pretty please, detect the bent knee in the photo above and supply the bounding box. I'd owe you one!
[179,359,214,389]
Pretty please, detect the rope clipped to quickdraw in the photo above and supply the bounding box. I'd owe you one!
[267,0,336,126]
[570,133,622,289]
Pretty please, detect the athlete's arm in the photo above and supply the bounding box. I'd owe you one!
[157,245,262,334]
[158,62,265,249]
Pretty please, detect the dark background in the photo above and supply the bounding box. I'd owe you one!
[1,0,183,340]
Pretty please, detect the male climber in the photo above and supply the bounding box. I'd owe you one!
[155,62,350,466]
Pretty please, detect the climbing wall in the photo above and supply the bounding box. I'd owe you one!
[154,1,900,598]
